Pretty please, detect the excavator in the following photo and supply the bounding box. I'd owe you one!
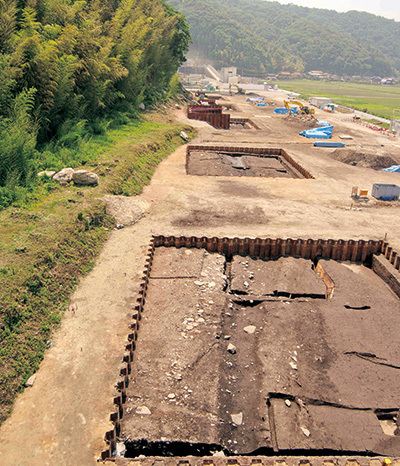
[283,100,315,116]
[229,83,245,95]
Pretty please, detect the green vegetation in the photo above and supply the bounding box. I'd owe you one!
[168,0,398,77]
[0,0,193,426]
[272,80,400,120]
[364,120,390,130]
[0,112,195,424]
[0,0,190,205]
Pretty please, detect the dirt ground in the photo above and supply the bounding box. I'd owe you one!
[330,148,400,170]
[1,88,400,465]
[187,150,298,178]
[119,249,400,457]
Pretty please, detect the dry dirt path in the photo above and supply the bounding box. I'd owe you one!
[1,94,400,465]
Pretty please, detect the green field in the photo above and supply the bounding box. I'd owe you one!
[271,80,400,120]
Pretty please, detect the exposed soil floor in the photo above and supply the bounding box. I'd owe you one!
[1,88,400,465]
[187,151,300,178]
[330,148,400,170]
[120,248,400,458]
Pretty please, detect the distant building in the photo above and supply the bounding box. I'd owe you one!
[277,71,292,79]
[309,96,333,108]
[221,67,237,83]
[308,70,324,78]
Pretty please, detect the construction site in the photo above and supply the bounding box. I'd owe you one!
[1,84,400,466]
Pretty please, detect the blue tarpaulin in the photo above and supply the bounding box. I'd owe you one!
[314,141,345,148]
[257,103,266,107]
[300,125,334,139]
[383,165,400,172]
[274,107,299,114]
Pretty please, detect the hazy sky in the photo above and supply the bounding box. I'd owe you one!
[273,0,400,21]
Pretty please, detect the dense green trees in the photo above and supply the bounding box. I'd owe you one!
[0,0,190,195]
[169,0,397,78]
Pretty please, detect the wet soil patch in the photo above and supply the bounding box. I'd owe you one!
[118,246,400,458]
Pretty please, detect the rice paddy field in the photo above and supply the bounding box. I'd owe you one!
[272,79,400,120]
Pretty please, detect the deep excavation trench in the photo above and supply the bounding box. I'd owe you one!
[113,244,400,459]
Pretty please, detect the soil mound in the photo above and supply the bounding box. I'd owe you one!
[331,148,400,170]
[284,114,318,131]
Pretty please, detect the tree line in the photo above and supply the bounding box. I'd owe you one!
[169,0,397,78]
[0,0,190,197]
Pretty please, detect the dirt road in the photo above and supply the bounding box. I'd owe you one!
[1,90,400,464]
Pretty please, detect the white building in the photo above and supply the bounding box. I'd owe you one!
[221,67,237,83]
[308,96,333,108]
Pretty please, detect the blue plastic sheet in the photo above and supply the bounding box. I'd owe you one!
[274,107,299,114]
[257,103,266,107]
[300,125,333,139]
[314,141,345,148]
[383,165,400,172]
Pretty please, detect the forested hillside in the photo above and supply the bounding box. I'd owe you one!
[0,0,189,202]
[168,0,398,77]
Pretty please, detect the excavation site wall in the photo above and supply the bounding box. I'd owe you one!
[101,237,400,461]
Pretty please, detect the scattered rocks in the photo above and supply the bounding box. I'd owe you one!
[227,343,237,354]
[37,170,56,178]
[180,131,189,141]
[44,167,99,186]
[136,405,152,415]
[289,361,297,370]
[168,393,176,400]
[25,374,36,387]
[53,167,74,183]
[301,426,311,437]
[243,325,256,334]
[231,412,243,425]
[285,399,291,407]
[72,170,99,186]
[115,442,127,457]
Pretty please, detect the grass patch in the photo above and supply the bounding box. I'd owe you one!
[272,80,400,120]
[363,119,390,129]
[0,108,195,423]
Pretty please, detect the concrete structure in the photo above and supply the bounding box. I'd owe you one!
[308,96,333,107]
[222,66,237,83]
[205,64,222,82]
[222,83,266,92]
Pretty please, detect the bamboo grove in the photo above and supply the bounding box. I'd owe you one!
[0,0,190,199]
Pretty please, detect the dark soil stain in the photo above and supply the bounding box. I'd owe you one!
[172,206,268,227]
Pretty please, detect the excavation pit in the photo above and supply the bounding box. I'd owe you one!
[186,146,314,178]
[111,237,400,459]
[230,118,259,130]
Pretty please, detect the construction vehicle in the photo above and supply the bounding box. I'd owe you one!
[229,83,245,95]
[283,100,315,116]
